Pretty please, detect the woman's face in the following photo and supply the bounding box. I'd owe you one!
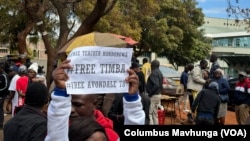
[27,69,36,79]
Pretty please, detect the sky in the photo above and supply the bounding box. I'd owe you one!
[196,0,250,19]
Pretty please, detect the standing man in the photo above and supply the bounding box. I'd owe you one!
[209,54,221,79]
[7,65,20,117]
[233,71,250,125]
[191,82,221,125]
[0,63,9,129]
[187,59,209,107]
[146,60,163,125]
[131,62,145,94]
[130,62,150,125]
[212,69,230,125]
[180,63,193,112]
[142,58,151,83]
[4,82,49,141]
[16,65,28,108]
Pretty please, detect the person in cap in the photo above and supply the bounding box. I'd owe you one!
[6,65,20,117]
[212,68,230,125]
[146,59,163,125]
[27,62,38,82]
[0,63,9,129]
[191,82,221,125]
[4,82,48,141]
[233,71,250,125]
[28,63,47,86]
[15,65,29,110]
[7,65,19,81]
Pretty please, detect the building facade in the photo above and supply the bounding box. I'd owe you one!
[201,17,250,78]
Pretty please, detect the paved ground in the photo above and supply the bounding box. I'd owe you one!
[163,107,237,125]
[162,100,237,125]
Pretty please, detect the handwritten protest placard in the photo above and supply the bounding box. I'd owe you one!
[65,46,133,94]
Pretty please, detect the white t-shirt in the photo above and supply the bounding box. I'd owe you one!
[8,74,20,117]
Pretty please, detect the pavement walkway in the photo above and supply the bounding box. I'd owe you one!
[162,99,237,125]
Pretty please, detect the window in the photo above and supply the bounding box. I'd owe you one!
[235,38,240,47]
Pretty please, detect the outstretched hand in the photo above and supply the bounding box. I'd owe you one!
[52,59,72,89]
[125,69,139,95]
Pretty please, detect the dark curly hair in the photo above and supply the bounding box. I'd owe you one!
[69,116,107,141]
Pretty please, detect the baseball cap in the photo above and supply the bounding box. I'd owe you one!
[208,82,219,91]
[239,71,247,77]
[9,65,19,72]
[18,65,27,73]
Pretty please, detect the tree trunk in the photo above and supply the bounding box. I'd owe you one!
[17,21,35,64]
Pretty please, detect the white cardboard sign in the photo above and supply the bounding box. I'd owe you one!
[65,46,133,94]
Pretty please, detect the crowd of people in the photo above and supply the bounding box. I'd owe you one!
[0,52,250,141]
[180,54,250,125]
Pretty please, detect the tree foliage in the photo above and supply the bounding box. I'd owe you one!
[154,0,211,68]
[0,0,212,87]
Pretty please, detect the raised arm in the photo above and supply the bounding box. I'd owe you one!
[45,60,72,141]
[123,69,145,125]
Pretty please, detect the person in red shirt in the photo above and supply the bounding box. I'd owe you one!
[233,71,250,125]
[16,65,29,108]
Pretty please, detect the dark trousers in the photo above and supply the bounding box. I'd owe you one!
[189,95,194,108]
[195,117,214,125]
[195,113,215,125]
[187,89,193,108]
[0,95,6,128]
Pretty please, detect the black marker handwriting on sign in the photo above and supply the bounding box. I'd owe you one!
[68,50,128,57]
[100,64,125,73]
[66,64,126,74]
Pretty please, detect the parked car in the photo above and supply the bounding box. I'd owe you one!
[159,65,181,95]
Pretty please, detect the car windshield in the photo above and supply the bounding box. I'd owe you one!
[159,65,181,78]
